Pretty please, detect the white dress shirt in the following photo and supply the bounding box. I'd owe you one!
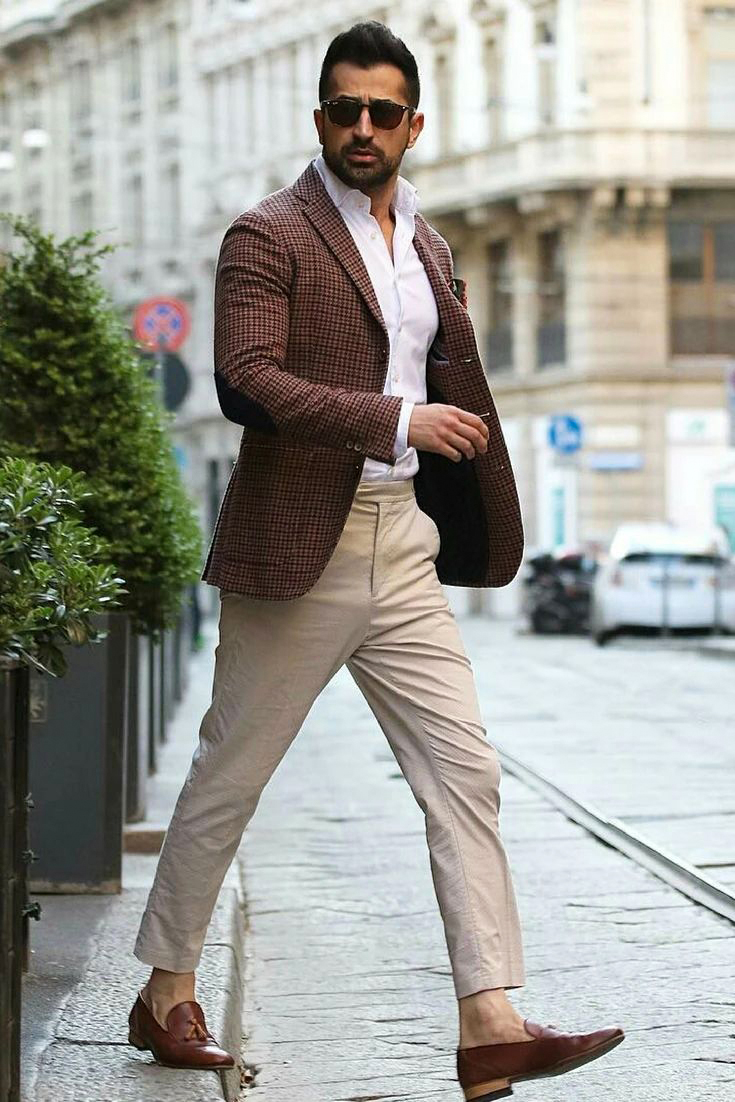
[313,154,439,482]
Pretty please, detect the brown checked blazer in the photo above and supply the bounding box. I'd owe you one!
[202,160,524,600]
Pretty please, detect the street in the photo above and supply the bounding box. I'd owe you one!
[236,612,735,1101]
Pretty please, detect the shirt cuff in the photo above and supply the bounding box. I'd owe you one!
[393,400,414,458]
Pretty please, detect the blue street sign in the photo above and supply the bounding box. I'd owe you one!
[548,414,583,455]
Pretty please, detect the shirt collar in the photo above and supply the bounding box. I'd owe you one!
[313,153,418,217]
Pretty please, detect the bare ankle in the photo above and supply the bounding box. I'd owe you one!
[458,989,530,1049]
[146,967,196,993]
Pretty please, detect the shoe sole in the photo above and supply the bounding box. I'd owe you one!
[463,1031,625,1101]
[128,1029,235,1071]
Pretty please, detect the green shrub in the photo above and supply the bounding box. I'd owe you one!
[0,456,126,676]
[0,215,202,637]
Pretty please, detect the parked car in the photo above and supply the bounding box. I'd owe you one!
[522,548,598,634]
[589,522,735,645]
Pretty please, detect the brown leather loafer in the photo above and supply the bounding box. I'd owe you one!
[128,992,236,1070]
[457,1019,625,1100]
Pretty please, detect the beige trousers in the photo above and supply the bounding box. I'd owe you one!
[133,478,525,998]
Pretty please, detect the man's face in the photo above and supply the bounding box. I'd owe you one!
[314,61,424,192]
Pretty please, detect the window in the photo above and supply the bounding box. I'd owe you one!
[71,191,93,234]
[69,61,92,123]
[125,174,144,244]
[668,219,735,354]
[161,163,180,243]
[537,229,566,367]
[243,59,255,153]
[23,80,41,129]
[487,240,513,370]
[483,34,503,144]
[434,49,454,156]
[158,24,179,92]
[703,7,735,128]
[535,6,557,127]
[668,222,703,281]
[121,38,141,104]
[204,73,218,162]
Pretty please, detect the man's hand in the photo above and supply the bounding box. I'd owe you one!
[407,404,489,462]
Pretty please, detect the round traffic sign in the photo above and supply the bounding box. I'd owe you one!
[548,414,583,455]
[133,296,190,352]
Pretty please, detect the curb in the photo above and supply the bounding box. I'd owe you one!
[697,643,735,661]
[31,877,247,1102]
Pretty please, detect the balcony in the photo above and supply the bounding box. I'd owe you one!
[410,129,735,215]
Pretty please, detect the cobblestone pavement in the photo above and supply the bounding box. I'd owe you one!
[234,614,735,1102]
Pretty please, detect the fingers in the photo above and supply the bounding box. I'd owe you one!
[446,431,476,461]
[456,409,490,443]
[416,404,492,462]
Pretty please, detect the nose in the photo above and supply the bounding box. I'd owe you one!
[353,104,374,141]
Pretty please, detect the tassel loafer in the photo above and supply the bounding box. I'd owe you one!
[128,992,236,1070]
[457,1019,625,1100]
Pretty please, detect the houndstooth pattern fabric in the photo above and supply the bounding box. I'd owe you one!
[202,160,524,600]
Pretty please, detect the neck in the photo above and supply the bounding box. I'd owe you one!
[363,173,399,224]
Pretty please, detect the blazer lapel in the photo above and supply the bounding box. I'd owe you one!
[294,162,387,339]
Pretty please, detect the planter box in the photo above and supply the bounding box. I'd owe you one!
[125,632,150,824]
[28,612,130,893]
[1,661,31,1102]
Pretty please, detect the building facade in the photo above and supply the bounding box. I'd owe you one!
[2,0,735,613]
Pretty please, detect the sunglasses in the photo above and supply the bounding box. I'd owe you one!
[320,97,414,131]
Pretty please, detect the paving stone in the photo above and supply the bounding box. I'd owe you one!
[235,647,735,1102]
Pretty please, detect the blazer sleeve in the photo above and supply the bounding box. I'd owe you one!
[213,215,403,464]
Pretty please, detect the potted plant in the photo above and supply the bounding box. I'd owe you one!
[0,455,124,1102]
[0,216,202,874]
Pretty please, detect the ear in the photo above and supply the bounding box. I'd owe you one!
[406,110,424,150]
[313,107,325,144]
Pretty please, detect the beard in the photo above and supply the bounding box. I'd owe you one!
[322,139,408,191]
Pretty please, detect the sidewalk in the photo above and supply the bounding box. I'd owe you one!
[21,623,246,1102]
[235,616,735,1101]
[22,612,734,1102]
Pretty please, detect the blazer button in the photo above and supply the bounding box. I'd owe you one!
[346,441,353,449]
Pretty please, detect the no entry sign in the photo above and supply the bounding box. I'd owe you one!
[133,296,190,352]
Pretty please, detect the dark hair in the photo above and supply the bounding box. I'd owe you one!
[318,21,420,108]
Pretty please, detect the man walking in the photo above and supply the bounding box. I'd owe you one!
[130,22,624,1100]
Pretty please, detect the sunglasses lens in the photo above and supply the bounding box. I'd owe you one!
[324,99,408,130]
[370,102,405,129]
[326,100,361,127]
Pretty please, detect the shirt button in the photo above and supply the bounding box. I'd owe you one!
[370,231,377,239]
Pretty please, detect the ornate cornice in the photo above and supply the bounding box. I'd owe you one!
[470,0,505,28]
[420,4,456,43]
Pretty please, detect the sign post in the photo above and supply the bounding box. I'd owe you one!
[726,362,735,448]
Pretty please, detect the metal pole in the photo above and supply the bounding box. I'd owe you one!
[661,555,670,638]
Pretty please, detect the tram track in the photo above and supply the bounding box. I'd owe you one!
[495,742,735,924]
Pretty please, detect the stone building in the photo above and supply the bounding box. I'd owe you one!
[2,0,735,614]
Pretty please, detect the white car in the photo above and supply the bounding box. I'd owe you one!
[590,522,735,645]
